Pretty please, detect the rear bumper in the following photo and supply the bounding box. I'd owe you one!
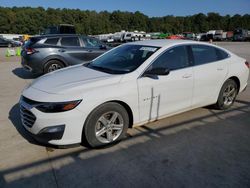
[21,53,44,74]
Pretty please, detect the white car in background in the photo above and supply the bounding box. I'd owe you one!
[20,40,249,148]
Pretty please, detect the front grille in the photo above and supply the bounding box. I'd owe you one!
[20,105,36,128]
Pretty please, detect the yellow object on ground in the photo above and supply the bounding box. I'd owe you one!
[5,48,10,57]
[16,47,21,56]
[5,48,16,57]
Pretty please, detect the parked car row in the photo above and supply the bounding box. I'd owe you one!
[94,30,152,43]
[93,27,250,43]
[0,37,22,47]
[191,29,250,41]
[19,39,249,148]
[233,28,250,41]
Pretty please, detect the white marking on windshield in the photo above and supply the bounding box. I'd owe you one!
[139,47,157,52]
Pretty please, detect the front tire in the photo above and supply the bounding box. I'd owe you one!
[215,79,238,110]
[83,102,129,148]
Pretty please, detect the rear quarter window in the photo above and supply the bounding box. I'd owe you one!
[216,48,229,60]
[82,37,101,48]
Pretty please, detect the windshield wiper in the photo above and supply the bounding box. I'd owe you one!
[88,65,114,74]
[83,61,92,67]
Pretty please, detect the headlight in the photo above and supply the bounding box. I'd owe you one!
[35,100,82,113]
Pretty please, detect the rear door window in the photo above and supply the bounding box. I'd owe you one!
[44,38,59,45]
[191,45,218,65]
[60,37,80,47]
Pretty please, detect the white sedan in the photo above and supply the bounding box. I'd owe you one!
[20,40,249,147]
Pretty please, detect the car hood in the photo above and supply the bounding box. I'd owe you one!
[30,65,122,94]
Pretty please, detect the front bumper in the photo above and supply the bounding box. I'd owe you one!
[24,124,65,145]
[34,125,65,143]
[19,97,87,146]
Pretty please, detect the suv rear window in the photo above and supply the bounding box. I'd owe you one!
[24,37,41,47]
[60,37,80,47]
[44,38,59,45]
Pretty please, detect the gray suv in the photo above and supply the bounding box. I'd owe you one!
[21,34,110,74]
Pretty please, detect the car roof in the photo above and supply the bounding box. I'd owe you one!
[32,34,84,39]
[130,39,204,47]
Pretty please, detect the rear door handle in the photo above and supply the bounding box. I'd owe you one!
[217,68,224,71]
[58,49,65,52]
[182,74,192,78]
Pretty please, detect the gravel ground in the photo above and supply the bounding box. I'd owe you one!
[0,42,249,188]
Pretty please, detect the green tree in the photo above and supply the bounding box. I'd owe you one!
[0,7,250,35]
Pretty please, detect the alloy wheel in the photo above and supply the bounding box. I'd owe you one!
[222,84,237,106]
[95,111,124,143]
[47,63,62,72]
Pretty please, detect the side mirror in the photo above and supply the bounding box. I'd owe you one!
[144,67,170,77]
[99,44,107,50]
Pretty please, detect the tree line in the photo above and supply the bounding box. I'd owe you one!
[0,6,250,35]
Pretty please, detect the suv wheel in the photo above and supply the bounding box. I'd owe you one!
[44,60,64,74]
[83,102,129,148]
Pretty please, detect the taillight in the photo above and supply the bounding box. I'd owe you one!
[245,61,250,69]
[25,48,37,55]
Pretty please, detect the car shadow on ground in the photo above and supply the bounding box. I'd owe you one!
[3,99,250,188]
[12,67,39,79]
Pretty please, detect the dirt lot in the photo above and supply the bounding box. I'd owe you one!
[0,42,250,188]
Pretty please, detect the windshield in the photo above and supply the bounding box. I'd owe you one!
[84,44,159,74]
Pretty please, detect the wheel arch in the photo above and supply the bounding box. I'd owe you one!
[43,56,68,71]
[81,100,134,147]
[228,76,240,93]
[85,100,134,129]
[107,100,134,128]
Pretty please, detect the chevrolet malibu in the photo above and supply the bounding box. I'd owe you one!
[20,40,249,148]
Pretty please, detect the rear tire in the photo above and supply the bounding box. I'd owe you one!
[82,102,129,148]
[44,60,64,74]
[214,79,238,110]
